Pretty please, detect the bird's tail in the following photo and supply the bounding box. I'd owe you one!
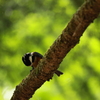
[55,70,63,76]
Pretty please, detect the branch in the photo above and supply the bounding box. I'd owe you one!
[11,0,100,100]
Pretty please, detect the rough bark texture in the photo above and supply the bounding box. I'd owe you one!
[11,0,100,100]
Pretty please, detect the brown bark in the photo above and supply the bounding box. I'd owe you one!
[11,0,100,100]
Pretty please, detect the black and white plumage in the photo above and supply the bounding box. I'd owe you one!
[22,52,63,76]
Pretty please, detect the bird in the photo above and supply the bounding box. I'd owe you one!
[22,52,63,77]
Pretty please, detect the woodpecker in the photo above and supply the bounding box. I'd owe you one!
[22,52,63,76]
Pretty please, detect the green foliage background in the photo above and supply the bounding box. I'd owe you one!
[0,0,100,100]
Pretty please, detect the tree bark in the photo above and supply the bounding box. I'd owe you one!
[11,0,100,100]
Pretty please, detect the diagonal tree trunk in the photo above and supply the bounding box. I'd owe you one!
[11,0,100,100]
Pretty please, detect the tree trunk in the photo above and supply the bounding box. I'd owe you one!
[11,0,100,100]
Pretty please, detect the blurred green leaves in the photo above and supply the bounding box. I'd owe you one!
[0,0,100,100]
